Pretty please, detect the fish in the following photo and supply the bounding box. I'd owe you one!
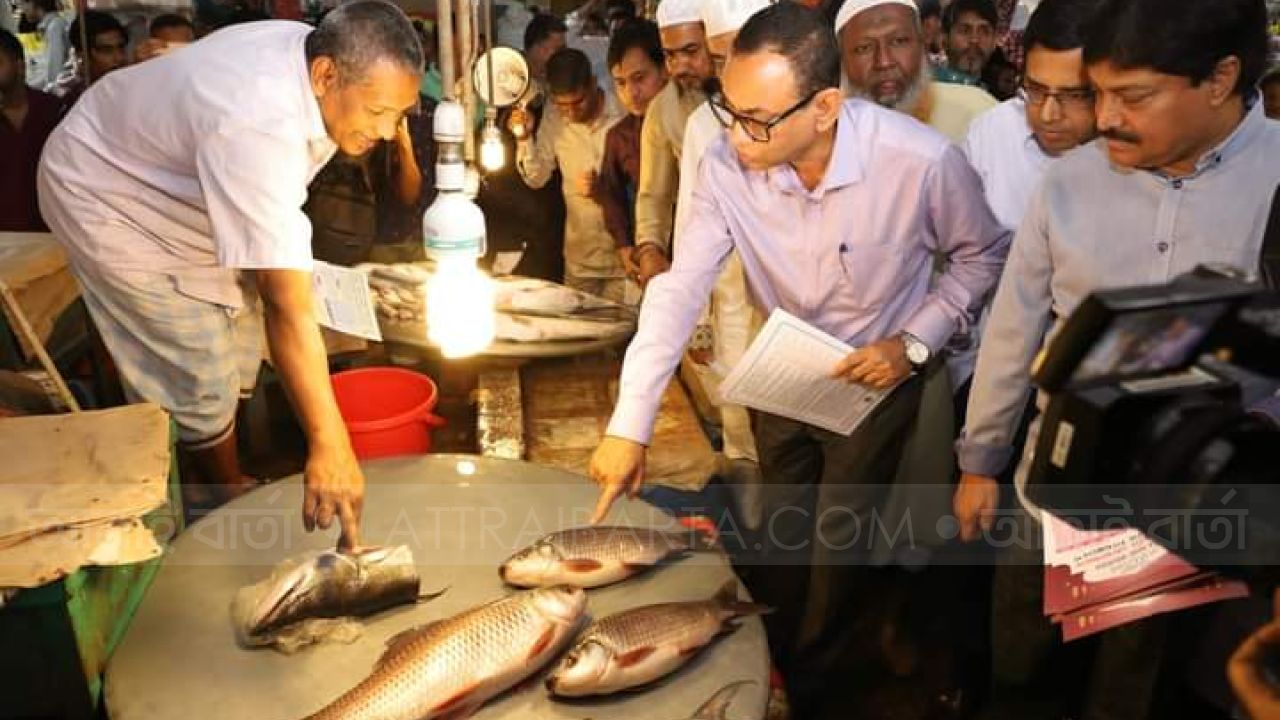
[499,525,717,589]
[233,545,435,643]
[685,680,757,720]
[545,581,770,697]
[301,585,588,720]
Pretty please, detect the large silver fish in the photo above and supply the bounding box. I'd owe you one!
[302,585,588,720]
[233,546,431,642]
[499,525,716,589]
[545,581,769,697]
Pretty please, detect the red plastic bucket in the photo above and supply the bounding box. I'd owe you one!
[330,367,446,459]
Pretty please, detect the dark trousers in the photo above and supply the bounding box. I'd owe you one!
[741,372,925,715]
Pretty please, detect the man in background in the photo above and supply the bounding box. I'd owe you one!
[593,20,667,262]
[0,26,63,231]
[938,0,996,86]
[56,9,126,102]
[632,0,713,284]
[135,13,195,63]
[836,0,996,143]
[17,0,66,91]
[513,48,633,302]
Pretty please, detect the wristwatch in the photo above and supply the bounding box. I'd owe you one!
[901,332,931,370]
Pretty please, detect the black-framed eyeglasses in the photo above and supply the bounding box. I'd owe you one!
[1018,80,1095,110]
[707,87,822,143]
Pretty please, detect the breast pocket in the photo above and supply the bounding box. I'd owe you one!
[837,241,906,312]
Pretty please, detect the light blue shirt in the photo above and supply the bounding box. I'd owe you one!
[959,99,1280,478]
[608,98,1011,443]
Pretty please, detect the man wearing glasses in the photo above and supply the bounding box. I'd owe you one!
[962,0,1098,233]
[588,3,1007,712]
[956,0,1278,714]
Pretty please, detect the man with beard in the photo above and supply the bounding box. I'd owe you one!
[938,0,997,87]
[835,0,996,142]
[631,0,713,285]
[0,27,64,231]
[957,0,1278,715]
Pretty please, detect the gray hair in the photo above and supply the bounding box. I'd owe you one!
[305,0,425,83]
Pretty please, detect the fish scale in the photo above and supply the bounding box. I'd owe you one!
[500,525,716,589]
[303,586,586,720]
[553,527,690,563]
[592,601,723,653]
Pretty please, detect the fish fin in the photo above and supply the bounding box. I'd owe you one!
[678,643,706,657]
[527,626,557,661]
[617,645,657,668]
[563,558,604,573]
[417,585,450,603]
[713,580,773,618]
[431,685,480,716]
[376,621,444,668]
[692,680,757,720]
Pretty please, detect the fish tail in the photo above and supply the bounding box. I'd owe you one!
[674,518,719,552]
[712,580,772,617]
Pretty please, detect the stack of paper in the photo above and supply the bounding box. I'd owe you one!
[1042,513,1249,641]
[719,309,902,436]
[0,404,171,590]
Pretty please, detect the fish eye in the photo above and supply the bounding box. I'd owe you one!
[563,652,579,667]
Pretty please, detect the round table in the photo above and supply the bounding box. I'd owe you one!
[105,455,769,720]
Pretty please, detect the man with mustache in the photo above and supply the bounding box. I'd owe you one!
[836,0,996,143]
[938,0,997,87]
[956,0,1279,715]
[631,0,714,285]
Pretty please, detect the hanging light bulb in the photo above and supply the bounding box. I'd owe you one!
[479,117,506,172]
[423,100,496,358]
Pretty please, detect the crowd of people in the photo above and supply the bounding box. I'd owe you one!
[2,0,1279,717]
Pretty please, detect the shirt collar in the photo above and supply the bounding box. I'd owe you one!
[766,98,865,198]
[297,34,335,157]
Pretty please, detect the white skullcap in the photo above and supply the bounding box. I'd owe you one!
[702,0,771,38]
[834,0,917,34]
[656,0,704,28]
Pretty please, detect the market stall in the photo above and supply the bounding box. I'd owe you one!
[104,454,770,720]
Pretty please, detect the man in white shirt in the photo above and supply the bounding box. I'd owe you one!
[37,1,424,549]
[962,0,1098,231]
[835,0,997,143]
[511,47,636,303]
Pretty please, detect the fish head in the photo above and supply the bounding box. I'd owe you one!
[528,584,588,628]
[545,638,612,695]
[498,538,564,587]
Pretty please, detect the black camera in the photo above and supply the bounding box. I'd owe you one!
[1024,269,1280,586]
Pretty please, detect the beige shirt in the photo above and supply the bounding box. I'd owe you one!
[516,95,627,280]
[913,81,998,143]
[634,82,705,251]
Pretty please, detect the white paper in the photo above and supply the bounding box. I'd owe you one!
[718,309,902,436]
[311,261,382,341]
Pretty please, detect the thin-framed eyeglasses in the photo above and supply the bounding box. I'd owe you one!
[707,87,822,143]
[1018,80,1095,111]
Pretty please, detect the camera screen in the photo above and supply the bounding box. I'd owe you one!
[1070,302,1230,384]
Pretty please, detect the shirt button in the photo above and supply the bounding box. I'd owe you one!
[1157,241,1170,253]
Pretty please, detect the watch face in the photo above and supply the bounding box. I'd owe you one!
[906,340,929,365]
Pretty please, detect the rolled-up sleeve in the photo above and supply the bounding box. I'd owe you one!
[195,128,314,270]
[606,155,734,444]
[956,181,1056,477]
[904,144,1011,352]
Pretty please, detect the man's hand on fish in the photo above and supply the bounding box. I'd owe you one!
[303,440,366,552]
[831,335,912,389]
[588,436,647,524]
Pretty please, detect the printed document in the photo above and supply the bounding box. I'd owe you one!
[719,309,902,436]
